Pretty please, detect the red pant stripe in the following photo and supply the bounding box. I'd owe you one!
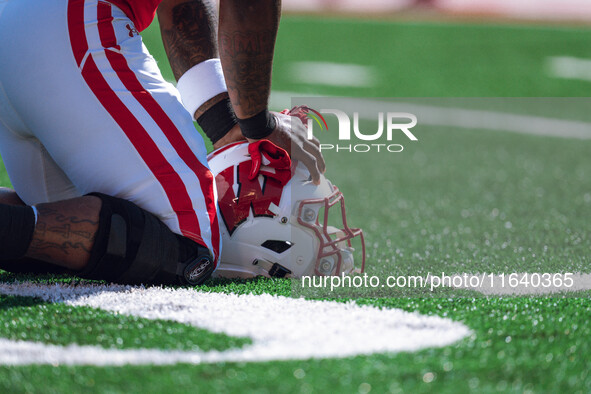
[67,0,220,259]
[67,0,88,67]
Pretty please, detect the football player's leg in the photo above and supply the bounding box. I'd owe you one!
[0,129,81,206]
[0,131,93,272]
[0,0,221,267]
[0,138,96,269]
[25,196,101,271]
[0,113,214,284]
[0,109,81,274]
[0,196,94,275]
[77,192,214,285]
[0,192,213,284]
[66,0,221,263]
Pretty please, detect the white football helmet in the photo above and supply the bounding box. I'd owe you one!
[208,141,365,279]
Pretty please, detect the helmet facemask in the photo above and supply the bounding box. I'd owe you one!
[295,186,365,277]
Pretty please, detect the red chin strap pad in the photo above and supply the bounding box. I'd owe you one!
[247,140,292,186]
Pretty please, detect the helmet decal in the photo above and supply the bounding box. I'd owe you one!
[216,161,284,235]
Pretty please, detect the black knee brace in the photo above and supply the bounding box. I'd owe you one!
[79,193,215,285]
[0,204,36,261]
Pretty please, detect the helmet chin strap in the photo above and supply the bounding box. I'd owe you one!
[253,258,293,278]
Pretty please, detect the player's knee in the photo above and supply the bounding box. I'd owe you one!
[80,193,214,285]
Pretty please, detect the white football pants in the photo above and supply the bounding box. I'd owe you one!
[0,0,221,261]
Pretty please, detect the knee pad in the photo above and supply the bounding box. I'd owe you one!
[79,193,214,285]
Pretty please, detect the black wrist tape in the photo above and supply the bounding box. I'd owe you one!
[196,98,237,145]
[237,109,276,139]
[0,204,36,261]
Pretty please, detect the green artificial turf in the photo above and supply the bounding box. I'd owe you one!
[142,17,591,98]
[0,294,589,393]
[320,124,591,277]
[1,17,590,393]
[0,294,249,352]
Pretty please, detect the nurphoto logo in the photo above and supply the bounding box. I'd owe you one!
[304,107,418,153]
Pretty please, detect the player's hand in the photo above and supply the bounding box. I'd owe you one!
[212,124,246,151]
[247,111,326,185]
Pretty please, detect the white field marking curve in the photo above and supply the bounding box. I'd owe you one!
[0,282,470,366]
[270,92,591,140]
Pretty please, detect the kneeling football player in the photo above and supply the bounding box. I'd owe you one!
[0,0,324,285]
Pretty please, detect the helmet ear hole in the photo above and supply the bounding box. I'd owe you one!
[318,258,335,275]
[261,240,293,254]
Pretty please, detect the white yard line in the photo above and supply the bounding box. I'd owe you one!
[271,92,591,140]
[289,62,377,88]
[547,56,591,82]
[0,282,470,366]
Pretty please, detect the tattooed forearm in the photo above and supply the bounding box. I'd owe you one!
[158,0,218,80]
[218,0,281,119]
[219,30,275,118]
